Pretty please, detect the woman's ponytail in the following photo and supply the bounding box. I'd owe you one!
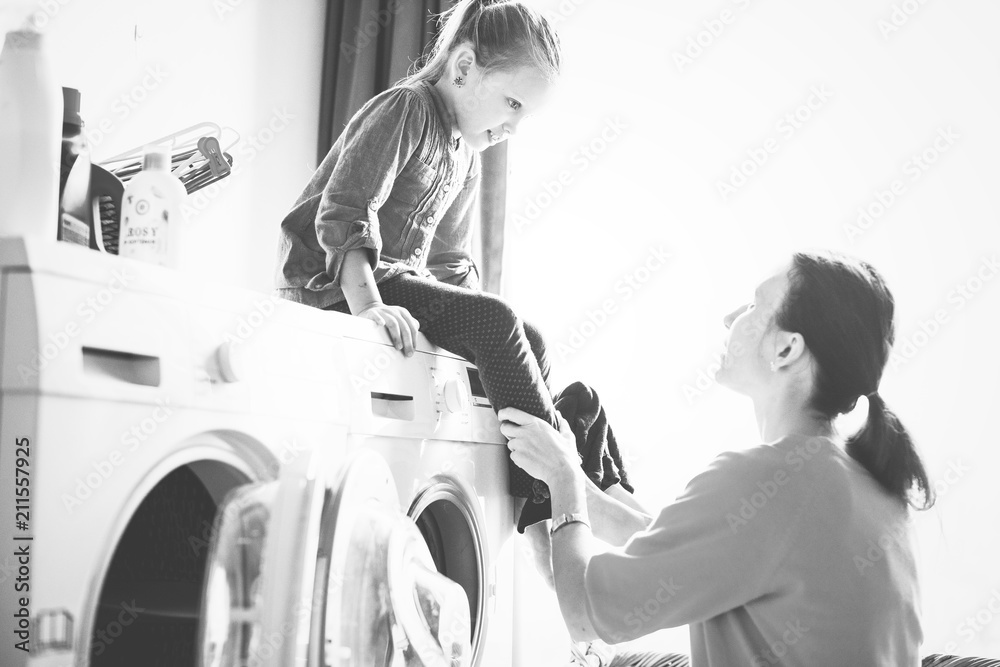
[775,252,935,511]
[845,393,934,509]
[402,0,561,86]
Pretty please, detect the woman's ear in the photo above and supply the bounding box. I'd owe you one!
[772,331,807,370]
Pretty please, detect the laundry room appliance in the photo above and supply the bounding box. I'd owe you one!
[336,321,519,667]
[0,238,493,666]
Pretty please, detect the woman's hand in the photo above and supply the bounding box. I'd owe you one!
[499,408,579,485]
[356,302,421,356]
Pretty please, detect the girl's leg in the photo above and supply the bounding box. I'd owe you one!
[522,320,553,394]
[331,275,558,504]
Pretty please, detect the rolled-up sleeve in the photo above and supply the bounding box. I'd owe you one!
[583,449,806,643]
[427,153,481,290]
[313,89,431,288]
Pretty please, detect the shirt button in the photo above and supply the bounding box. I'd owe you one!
[414,247,423,256]
[427,215,435,224]
[443,184,451,193]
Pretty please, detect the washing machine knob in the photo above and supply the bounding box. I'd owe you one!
[213,340,245,383]
[442,377,470,414]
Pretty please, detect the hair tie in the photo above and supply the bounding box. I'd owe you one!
[866,390,879,400]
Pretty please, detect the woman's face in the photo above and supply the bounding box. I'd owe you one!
[453,64,552,152]
[715,266,792,395]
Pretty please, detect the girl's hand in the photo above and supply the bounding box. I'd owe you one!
[499,408,579,485]
[356,303,421,356]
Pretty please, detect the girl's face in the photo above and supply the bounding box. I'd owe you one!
[715,267,792,396]
[452,64,553,152]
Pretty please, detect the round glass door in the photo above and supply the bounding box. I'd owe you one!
[316,450,472,666]
[198,448,472,667]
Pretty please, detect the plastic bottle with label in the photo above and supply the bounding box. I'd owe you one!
[118,146,187,268]
[0,14,62,241]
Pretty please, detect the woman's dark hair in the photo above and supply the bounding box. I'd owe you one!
[774,251,934,510]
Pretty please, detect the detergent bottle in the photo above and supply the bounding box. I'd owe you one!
[0,10,62,240]
[118,146,187,268]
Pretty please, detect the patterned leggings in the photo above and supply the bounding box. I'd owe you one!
[325,273,558,501]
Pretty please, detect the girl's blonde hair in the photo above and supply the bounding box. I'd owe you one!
[402,0,561,86]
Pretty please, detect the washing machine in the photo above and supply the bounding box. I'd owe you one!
[336,314,518,667]
[0,238,511,666]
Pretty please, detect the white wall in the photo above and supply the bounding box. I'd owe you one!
[508,0,1000,660]
[17,0,325,293]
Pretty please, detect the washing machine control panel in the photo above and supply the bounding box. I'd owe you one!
[428,361,504,444]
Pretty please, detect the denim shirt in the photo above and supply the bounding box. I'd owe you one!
[274,81,482,309]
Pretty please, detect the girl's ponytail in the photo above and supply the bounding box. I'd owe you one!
[402,0,561,86]
[845,393,934,509]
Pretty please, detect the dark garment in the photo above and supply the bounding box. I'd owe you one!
[518,381,634,533]
[324,273,558,504]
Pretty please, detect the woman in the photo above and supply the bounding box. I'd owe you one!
[500,251,934,666]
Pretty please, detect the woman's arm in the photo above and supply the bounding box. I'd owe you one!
[548,468,602,643]
[500,409,606,642]
[585,479,652,547]
[520,482,651,591]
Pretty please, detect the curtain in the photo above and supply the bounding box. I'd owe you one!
[318,0,508,295]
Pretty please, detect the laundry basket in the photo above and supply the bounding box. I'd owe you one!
[922,657,1000,666]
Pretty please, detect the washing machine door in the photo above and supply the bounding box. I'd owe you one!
[197,447,472,667]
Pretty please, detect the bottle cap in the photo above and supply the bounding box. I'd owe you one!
[142,145,172,171]
[62,87,83,128]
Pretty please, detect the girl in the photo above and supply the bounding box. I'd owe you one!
[501,252,935,666]
[274,0,562,521]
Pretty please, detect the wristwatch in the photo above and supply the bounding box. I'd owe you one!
[550,512,591,535]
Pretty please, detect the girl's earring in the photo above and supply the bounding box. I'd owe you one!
[453,76,465,88]
[770,361,777,372]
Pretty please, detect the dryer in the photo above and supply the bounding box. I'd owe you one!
[0,238,502,666]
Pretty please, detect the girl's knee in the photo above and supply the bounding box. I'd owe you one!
[522,320,547,347]
[475,292,519,331]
